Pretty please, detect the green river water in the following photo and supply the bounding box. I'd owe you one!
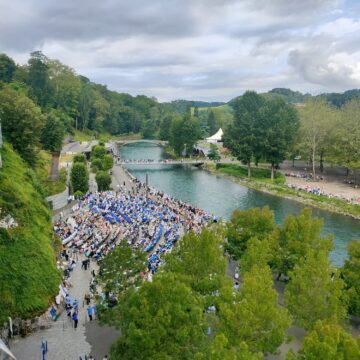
[121,141,360,266]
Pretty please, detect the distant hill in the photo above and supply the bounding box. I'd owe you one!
[228,88,360,108]
[162,100,226,113]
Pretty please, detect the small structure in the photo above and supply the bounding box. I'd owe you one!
[206,128,223,143]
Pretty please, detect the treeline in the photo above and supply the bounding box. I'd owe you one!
[98,208,360,359]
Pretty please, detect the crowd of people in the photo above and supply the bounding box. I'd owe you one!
[54,179,214,276]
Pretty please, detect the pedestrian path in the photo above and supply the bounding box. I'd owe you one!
[10,255,118,360]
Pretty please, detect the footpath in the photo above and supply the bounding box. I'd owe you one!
[10,254,119,360]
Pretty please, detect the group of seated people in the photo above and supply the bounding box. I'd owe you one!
[54,181,213,274]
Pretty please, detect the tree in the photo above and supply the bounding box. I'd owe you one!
[48,59,81,119]
[95,171,112,191]
[41,112,65,152]
[70,162,89,194]
[207,110,217,135]
[27,51,53,108]
[73,154,87,164]
[91,145,107,159]
[0,54,16,83]
[170,113,201,156]
[298,99,337,180]
[165,228,228,297]
[208,144,221,160]
[274,208,333,277]
[285,249,346,330]
[224,91,264,178]
[260,97,299,180]
[0,86,44,165]
[109,273,206,360]
[341,240,360,317]
[219,265,291,354]
[102,154,114,172]
[287,321,360,360]
[159,114,173,140]
[91,158,103,172]
[225,207,275,259]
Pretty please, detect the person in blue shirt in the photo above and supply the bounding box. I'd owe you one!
[87,305,93,321]
[72,311,78,329]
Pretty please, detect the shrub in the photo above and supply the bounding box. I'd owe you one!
[71,162,89,194]
[95,171,112,191]
[73,154,87,164]
[102,154,114,171]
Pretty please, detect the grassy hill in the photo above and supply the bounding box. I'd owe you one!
[0,143,61,323]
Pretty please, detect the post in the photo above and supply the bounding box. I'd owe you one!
[145,173,148,203]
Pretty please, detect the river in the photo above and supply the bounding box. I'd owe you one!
[120,141,360,266]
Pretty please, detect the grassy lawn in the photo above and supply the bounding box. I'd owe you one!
[216,163,286,184]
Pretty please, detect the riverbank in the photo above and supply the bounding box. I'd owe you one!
[205,162,360,220]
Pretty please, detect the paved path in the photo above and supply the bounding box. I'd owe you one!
[10,255,119,360]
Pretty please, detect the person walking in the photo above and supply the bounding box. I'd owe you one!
[72,311,78,329]
[87,305,93,321]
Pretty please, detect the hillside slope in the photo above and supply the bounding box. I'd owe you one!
[0,143,61,323]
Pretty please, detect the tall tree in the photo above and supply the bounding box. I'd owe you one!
[109,273,206,360]
[298,99,337,180]
[274,208,333,277]
[225,207,275,259]
[70,162,89,194]
[341,240,360,317]
[207,110,217,135]
[0,87,44,165]
[219,265,291,354]
[27,51,53,108]
[0,54,16,83]
[285,249,346,330]
[159,114,174,140]
[224,91,264,178]
[260,97,299,180]
[41,112,65,152]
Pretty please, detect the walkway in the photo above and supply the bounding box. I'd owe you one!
[118,160,204,166]
[10,255,119,360]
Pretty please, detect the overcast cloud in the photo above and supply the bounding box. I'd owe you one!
[1,0,359,101]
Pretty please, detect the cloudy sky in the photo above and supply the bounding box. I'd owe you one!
[1,0,360,101]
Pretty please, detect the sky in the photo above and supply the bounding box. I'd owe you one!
[1,0,360,102]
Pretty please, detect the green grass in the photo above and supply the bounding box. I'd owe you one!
[0,143,61,322]
[73,130,143,143]
[35,151,67,196]
[216,163,286,184]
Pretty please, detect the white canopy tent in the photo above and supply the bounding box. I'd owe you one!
[206,128,223,143]
[0,339,16,360]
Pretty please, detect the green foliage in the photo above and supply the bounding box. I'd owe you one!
[109,273,206,360]
[165,228,228,297]
[274,208,333,276]
[225,207,275,259]
[207,110,217,135]
[285,249,347,330]
[341,240,360,317]
[0,144,61,323]
[208,144,221,160]
[102,154,114,171]
[70,162,89,194]
[159,114,174,141]
[169,113,201,156]
[287,321,360,360]
[0,53,16,82]
[91,158,103,172]
[0,86,45,166]
[41,112,65,152]
[219,265,291,354]
[95,171,112,191]
[216,163,285,184]
[73,153,87,164]
[91,144,107,159]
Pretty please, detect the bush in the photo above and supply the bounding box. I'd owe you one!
[91,158,103,173]
[74,190,84,198]
[91,145,107,159]
[73,154,87,164]
[71,163,89,194]
[95,171,112,191]
[103,154,114,171]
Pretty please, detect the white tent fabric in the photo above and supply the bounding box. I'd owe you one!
[206,128,223,143]
[0,339,16,360]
